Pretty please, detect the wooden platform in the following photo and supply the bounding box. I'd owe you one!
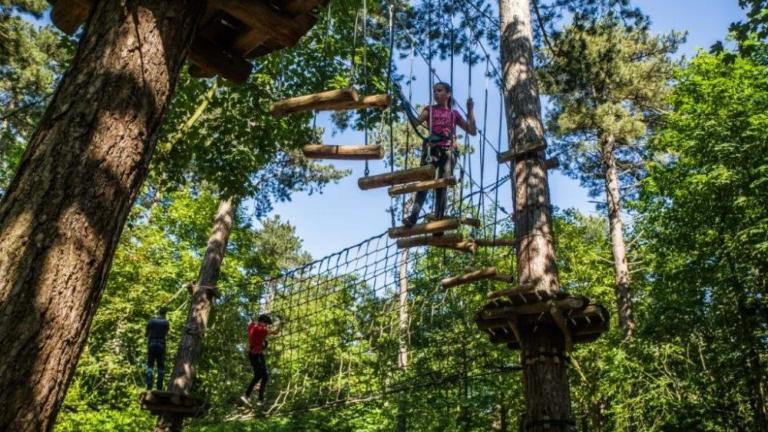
[48,0,328,84]
[139,390,207,417]
[476,290,609,351]
[387,177,457,197]
[358,165,435,190]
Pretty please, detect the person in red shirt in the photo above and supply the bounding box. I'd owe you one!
[241,314,279,406]
[403,82,477,228]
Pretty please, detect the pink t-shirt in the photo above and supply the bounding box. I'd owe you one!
[424,106,463,148]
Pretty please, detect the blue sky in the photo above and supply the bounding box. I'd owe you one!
[267,0,748,260]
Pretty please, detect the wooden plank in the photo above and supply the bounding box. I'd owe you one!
[396,234,463,248]
[232,28,272,56]
[187,36,252,84]
[210,0,310,47]
[358,165,436,190]
[388,218,460,238]
[474,238,516,248]
[50,0,90,35]
[318,94,392,111]
[388,177,457,196]
[302,144,384,160]
[460,217,481,228]
[544,157,559,170]
[270,88,359,118]
[480,296,589,319]
[497,142,546,163]
[442,267,497,289]
[277,0,326,14]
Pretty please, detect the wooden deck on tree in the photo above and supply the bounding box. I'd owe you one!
[47,0,328,84]
[358,165,435,190]
[140,390,207,417]
[476,290,609,351]
[302,144,384,160]
[387,177,457,196]
[270,88,391,118]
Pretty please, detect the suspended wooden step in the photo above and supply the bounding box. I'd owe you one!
[396,234,475,253]
[497,142,547,163]
[387,177,457,196]
[302,144,384,160]
[389,218,460,238]
[442,267,513,289]
[358,165,435,190]
[474,238,516,248]
[140,390,207,417]
[48,0,327,84]
[270,87,391,118]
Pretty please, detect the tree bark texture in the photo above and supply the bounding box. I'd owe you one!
[499,0,571,430]
[599,134,636,339]
[396,246,410,432]
[155,198,236,432]
[0,2,203,430]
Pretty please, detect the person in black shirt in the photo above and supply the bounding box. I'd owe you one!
[145,307,170,391]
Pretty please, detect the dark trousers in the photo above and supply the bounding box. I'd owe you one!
[407,144,456,225]
[245,352,268,402]
[146,342,165,390]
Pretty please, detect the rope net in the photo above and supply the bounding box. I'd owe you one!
[249,175,517,416]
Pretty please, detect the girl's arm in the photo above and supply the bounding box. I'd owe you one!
[456,98,477,136]
[418,106,430,125]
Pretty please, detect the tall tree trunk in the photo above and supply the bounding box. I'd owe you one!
[499,0,571,430]
[599,133,636,339]
[155,197,236,432]
[396,199,411,432]
[0,2,203,430]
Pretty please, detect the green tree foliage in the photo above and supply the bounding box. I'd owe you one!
[637,45,768,430]
[0,0,69,190]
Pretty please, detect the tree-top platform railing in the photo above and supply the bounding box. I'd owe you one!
[47,0,329,84]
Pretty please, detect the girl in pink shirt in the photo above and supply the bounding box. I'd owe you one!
[404,82,477,227]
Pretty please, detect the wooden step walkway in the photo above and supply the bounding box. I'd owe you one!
[270,87,391,118]
[302,144,384,160]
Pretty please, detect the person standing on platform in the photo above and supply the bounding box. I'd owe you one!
[145,307,170,391]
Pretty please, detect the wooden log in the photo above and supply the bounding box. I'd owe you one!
[396,234,462,249]
[387,177,457,196]
[497,142,546,163]
[492,274,516,283]
[270,88,359,118]
[442,267,498,289]
[358,165,435,190]
[460,217,482,227]
[389,218,460,238]
[474,238,517,248]
[187,36,252,84]
[302,144,384,160]
[50,0,90,35]
[318,94,392,111]
[210,0,311,47]
[433,240,477,254]
[544,157,560,170]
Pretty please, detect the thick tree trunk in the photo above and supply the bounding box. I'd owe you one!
[499,0,571,430]
[155,198,236,432]
[0,2,203,430]
[599,134,636,339]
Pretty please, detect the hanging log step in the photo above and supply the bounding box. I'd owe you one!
[389,218,460,238]
[497,142,547,163]
[474,238,516,248]
[387,177,457,196]
[396,234,475,253]
[442,267,500,289]
[270,88,391,118]
[302,144,384,160]
[140,391,207,417]
[358,165,436,190]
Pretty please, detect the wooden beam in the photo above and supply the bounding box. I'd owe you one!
[210,0,310,47]
[388,177,457,196]
[319,94,392,111]
[480,296,589,320]
[550,306,573,352]
[544,157,560,170]
[270,88,359,118]
[187,36,253,84]
[302,144,384,160]
[497,142,546,163]
[388,218,460,238]
[50,0,90,35]
[276,0,326,14]
[358,165,435,190]
[474,238,516,247]
[232,28,272,56]
[396,234,463,249]
[442,267,498,289]
[460,217,482,228]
